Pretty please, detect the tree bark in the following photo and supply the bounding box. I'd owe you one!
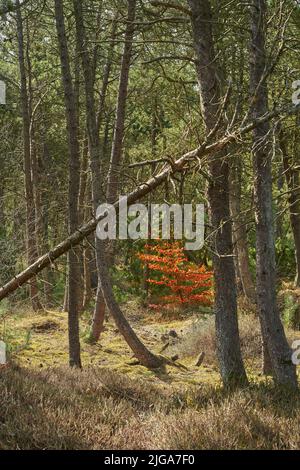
[188,0,247,388]
[249,0,297,387]
[54,0,81,368]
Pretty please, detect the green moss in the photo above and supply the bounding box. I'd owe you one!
[3,305,297,392]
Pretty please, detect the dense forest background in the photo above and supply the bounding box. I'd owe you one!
[0,0,300,451]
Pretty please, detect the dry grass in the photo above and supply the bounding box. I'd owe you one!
[1,364,300,450]
[170,313,300,371]
[146,386,300,450]
[1,301,300,450]
[166,314,261,369]
[0,364,168,450]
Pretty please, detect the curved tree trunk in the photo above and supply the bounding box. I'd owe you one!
[89,13,118,331]
[74,3,118,337]
[95,239,162,368]
[73,0,161,368]
[91,3,136,330]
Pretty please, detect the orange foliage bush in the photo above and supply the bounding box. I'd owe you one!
[138,242,213,308]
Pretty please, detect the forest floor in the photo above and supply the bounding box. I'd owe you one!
[1,296,300,450]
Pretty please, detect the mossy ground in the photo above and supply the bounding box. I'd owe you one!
[0,301,222,387]
[2,298,299,389]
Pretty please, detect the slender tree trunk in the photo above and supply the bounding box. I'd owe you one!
[249,0,297,387]
[40,140,54,305]
[16,0,42,312]
[74,4,118,337]
[105,0,136,270]
[229,157,255,301]
[78,138,89,225]
[91,286,106,341]
[26,22,42,256]
[106,0,136,205]
[82,245,92,310]
[62,279,69,312]
[81,186,93,312]
[73,0,106,343]
[275,134,285,240]
[38,130,50,304]
[102,115,111,162]
[78,137,89,311]
[188,0,247,388]
[54,0,81,368]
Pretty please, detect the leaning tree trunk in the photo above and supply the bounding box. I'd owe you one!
[188,0,248,388]
[54,0,81,368]
[73,0,161,368]
[74,2,118,341]
[250,0,297,387]
[73,0,106,343]
[89,14,118,338]
[95,238,162,368]
[16,0,42,312]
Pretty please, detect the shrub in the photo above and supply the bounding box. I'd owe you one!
[138,241,213,309]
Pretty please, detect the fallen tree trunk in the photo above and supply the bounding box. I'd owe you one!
[0,104,297,302]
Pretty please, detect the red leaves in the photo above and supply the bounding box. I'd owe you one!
[138,241,214,308]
